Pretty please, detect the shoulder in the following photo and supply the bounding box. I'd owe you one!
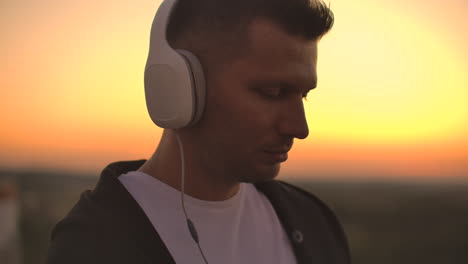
[274,180,347,235]
[273,180,337,216]
[255,180,352,263]
[255,179,334,214]
[256,180,341,225]
[46,168,161,264]
[47,160,174,264]
[46,190,148,264]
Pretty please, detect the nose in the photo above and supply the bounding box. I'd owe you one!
[277,99,309,140]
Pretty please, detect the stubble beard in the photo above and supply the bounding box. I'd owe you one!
[199,147,281,185]
[230,156,282,184]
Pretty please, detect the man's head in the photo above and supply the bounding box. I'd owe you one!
[167,0,334,75]
[165,0,334,183]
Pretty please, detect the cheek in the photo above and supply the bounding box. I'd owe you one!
[202,73,274,142]
[221,89,273,137]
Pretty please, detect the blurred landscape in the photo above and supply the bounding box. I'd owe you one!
[0,169,467,264]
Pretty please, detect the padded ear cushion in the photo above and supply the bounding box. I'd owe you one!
[176,49,206,126]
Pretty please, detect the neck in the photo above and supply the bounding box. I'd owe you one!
[138,129,240,201]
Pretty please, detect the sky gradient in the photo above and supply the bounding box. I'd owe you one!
[2,0,467,180]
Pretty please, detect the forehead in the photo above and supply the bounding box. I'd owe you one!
[239,18,318,87]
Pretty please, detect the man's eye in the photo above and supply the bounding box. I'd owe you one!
[260,87,281,98]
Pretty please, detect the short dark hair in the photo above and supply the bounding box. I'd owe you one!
[167,0,334,70]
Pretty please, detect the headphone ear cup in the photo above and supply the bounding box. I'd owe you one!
[176,49,206,126]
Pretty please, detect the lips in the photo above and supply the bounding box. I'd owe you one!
[265,147,291,153]
[263,149,290,163]
[266,152,288,163]
[262,141,293,163]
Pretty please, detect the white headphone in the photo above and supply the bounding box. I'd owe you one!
[144,0,206,129]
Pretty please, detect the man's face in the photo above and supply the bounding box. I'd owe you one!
[188,18,318,183]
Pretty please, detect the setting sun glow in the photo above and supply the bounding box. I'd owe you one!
[2,0,466,180]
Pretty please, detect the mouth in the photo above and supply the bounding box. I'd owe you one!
[262,141,293,164]
[263,149,289,163]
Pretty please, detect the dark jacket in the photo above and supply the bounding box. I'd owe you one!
[46,160,351,264]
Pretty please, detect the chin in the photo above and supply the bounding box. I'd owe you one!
[238,163,281,183]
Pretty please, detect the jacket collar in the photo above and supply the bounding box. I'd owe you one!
[95,160,176,264]
[96,160,314,264]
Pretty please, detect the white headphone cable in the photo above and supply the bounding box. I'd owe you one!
[174,132,209,264]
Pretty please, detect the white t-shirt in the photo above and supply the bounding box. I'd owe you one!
[119,171,296,264]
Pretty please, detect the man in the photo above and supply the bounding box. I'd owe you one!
[47,0,351,263]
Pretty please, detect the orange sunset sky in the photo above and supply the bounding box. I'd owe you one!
[1,0,467,181]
